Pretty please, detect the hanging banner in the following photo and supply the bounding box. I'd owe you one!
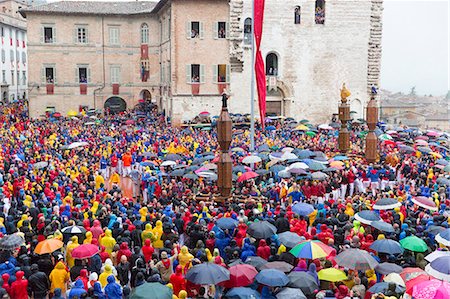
[254,0,266,129]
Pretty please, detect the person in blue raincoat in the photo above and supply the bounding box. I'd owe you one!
[104,275,122,299]
[68,279,87,299]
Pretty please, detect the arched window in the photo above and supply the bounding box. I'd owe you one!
[243,18,252,45]
[315,0,325,24]
[140,23,149,44]
[294,6,301,24]
[266,53,278,76]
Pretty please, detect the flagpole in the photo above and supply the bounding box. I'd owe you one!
[250,0,256,152]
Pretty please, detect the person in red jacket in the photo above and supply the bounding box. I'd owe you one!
[76,269,89,291]
[169,266,186,296]
[10,271,28,299]
[256,240,271,260]
[142,239,155,263]
[1,273,10,295]
[117,242,132,262]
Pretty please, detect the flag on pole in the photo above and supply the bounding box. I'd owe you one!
[254,0,266,129]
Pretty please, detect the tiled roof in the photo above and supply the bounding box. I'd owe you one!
[20,1,159,17]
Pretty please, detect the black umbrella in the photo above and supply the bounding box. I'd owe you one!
[244,256,267,269]
[370,221,395,233]
[278,232,304,248]
[375,262,403,275]
[425,225,446,235]
[255,169,270,176]
[186,263,230,285]
[170,169,185,176]
[247,221,277,239]
[287,272,318,295]
[259,261,294,273]
[165,154,183,161]
[0,234,24,250]
[368,282,405,294]
[216,218,238,230]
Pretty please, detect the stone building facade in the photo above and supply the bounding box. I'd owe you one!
[0,0,28,103]
[22,0,383,123]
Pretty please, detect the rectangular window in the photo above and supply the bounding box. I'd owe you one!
[9,50,13,62]
[78,67,88,83]
[191,64,200,83]
[44,27,54,43]
[110,65,120,83]
[109,27,120,45]
[22,71,26,85]
[45,67,55,83]
[11,71,14,85]
[77,27,88,44]
[295,6,301,24]
[215,64,230,83]
[16,50,19,62]
[217,22,226,38]
[2,71,5,83]
[315,0,325,25]
[1,50,4,63]
[16,71,19,86]
[191,22,200,38]
[1,27,3,37]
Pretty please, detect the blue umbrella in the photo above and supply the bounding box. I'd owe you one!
[297,150,314,159]
[369,221,395,233]
[370,239,403,255]
[437,159,449,166]
[368,282,405,294]
[266,126,276,131]
[258,144,270,152]
[255,269,289,287]
[354,210,381,224]
[375,262,403,275]
[225,287,261,299]
[216,218,238,230]
[332,155,349,161]
[292,203,314,216]
[372,198,401,210]
[435,228,450,246]
[270,165,286,173]
[186,263,230,285]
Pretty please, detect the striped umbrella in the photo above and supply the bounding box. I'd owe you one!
[411,196,438,211]
[289,240,334,259]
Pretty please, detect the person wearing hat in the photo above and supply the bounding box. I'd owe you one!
[28,264,50,299]
[155,248,178,283]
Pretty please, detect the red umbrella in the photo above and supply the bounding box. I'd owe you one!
[71,244,99,259]
[237,171,259,182]
[406,274,432,295]
[53,112,62,118]
[223,264,258,288]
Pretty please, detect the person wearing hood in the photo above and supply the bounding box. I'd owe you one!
[93,281,106,299]
[91,219,103,240]
[178,246,193,273]
[141,223,155,245]
[83,231,93,244]
[66,236,80,268]
[117,242,132,262]
[52,288,64,299]
[68,279,87,299]
[152,220,164,248]
[10,271,28,299]
[105,275,122,299]
[76,269,89,291]
[49,261,70,295]
[28,264,50,299]
[307,263,319,285]
[240,242,256,262]
[215,230,230,257]
[169,265,186,296]
[99,264,117,288]
[142,239,155,263]
[100,229,117,255]
[257,239,271,260]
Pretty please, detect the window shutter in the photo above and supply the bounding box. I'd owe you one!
[185,64,191,83]
[185,22,191,39]
[225,22,230,39]
[199,22,204,39]
[52,27,56,43]
[87,68,91,83]
[53,67,57,84]
[200,64,205,83]
[212,65,217,83]
[75,67,78,83]
[85,28,89,44]
[226,64,230,83]
[73,28,77,44]
[41,67,45,83]
[213,22,218,39]
[40,27,44,43]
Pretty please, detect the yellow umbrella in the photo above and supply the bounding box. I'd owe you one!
[294,124,308,131]
[318,268,347,282]
[34,239,64,255]
[431,152,443,159]
[67,110,78,117]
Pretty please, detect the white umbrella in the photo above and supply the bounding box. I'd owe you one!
[281,152,298,161]
[33,161,49,169]
[425,250,450,262]
[242,155,262,164]
[281,147,294,153]
[288,162,309,170]
[85,122,96,125]
[318,124,333,130]
[161,160,176,167]
[67,142,89,149]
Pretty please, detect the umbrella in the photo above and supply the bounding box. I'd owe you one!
[255,169,269,176]
[412,280,450,299]
[247,221,277,239]
[373,198,402,210]
[242,155,262,164]
[288,162,309,170]
[67,110,78,117]
[335,249,379,270]
[291,203,314,216]
[435,229,450,246]
[237,171,259,182]
[368,282,405,294]
[186,263,230,285]
[329,161,345,170]
[183,173,198,180]
[130,282,172,299]
[125,119,135,125]
[161,160,176,167]
[224,264,258,288]
[0,234,24,250]
[255,269,289,287]
[259,261,294,273]
[399,145,415,153]
[277,170,291,178]
[287,168,307,175]
[426,256,450,281]
[400,236,428,252]
[306,161,325,171]
[370,239,403,255]
[225,287,261,299]
[287,272,318,295]
[354,210,381,225]
[318,268,347,282]
[33,161,49,169]
[289,240,334,259]
[231,147,245,152]
[445,164,450,172]
[165,154,183,161]
[278,232,304,248]
[34,239,64,255]
[71,244,99,259]
[401,267,427,282]
[216,218,239,230]
[425,225,446,235]
[170,169,185,176]
[418,146,432,154]
[375,262,403,275]
[426,250,450,262]
[244,256,267,269]
[67,141,89,149]
[384,273,406,287]
[266,125,276,131]
[61,225,87,235]
[310,171,328,180]
[275,288,306,299]
[412,196,438,211]
[332,155,349,161]
[370,221,395,233]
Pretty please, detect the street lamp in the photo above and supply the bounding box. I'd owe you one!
[216,93,232,203]
[338,83,351,153]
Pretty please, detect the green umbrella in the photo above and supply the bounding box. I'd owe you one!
[306,131,316,137]
[444,164,450,172]
[299,119,309,124]
[130,282,172,299]
[358,131,368,138]
[399,236,428,252]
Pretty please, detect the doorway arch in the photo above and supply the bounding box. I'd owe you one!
[351,98,363,120]
[266,53,278,76]
[104,96,127,114]
[139,89,152,102]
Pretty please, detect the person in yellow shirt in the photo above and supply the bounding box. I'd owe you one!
[109,171,120,186]
[152,220,164,249]
[66,236,80,268]
[100,229,116,255]
[95,172,105,190]
[84,231,93,244]
[49,261,70,294]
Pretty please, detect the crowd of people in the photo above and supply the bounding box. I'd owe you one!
[0,101,449,299]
